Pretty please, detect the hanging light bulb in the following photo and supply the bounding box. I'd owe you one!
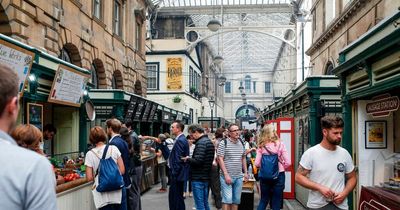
[207,18,222,32]
[213,55,224,65]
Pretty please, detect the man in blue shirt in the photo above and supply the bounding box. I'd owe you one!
[0,64,57,210]
[107,118,131,210]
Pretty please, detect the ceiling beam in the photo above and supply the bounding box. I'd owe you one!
[159,4,292,15]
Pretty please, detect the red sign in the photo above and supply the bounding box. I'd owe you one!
[366,95,399,117]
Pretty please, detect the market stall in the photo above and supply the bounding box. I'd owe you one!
[0,34,95,210]
[333,11,400,209]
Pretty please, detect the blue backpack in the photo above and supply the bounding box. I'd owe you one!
[258,143,281,180]
[95,144,124,192]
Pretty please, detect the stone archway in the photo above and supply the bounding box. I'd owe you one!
[0,5,12,36]
[92,59,107,89]
[113,70,124,90]
[59,43,82,67]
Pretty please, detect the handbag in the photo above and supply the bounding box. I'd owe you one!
[95,144,125,192]
[258,143,281,180]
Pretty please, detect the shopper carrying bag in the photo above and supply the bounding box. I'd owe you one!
[85,126,125,210]
[255,124,291,210]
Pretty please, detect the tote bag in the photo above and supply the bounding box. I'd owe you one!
[95,144,124,192]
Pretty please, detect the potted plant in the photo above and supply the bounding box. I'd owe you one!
[173,95,181,103]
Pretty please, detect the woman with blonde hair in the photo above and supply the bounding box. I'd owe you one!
[255,123,291,210]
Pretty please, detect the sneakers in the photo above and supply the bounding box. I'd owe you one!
[158,188,167,193]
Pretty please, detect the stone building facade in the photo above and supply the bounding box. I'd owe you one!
[0,0,149,95]
[306,0,398,75]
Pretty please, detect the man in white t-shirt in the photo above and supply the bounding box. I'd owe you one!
[295,116,357,210]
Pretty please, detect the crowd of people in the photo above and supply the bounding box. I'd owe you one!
[0,62,356,210]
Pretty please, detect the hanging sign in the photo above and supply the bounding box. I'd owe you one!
[48,64,90,107]
[366,94,399,117]
[166,58,182,90]
[0,39,34,96]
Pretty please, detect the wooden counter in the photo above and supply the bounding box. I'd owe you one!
[57,179,96,210]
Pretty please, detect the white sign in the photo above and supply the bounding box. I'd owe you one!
[0,39,34,95]
[48,65,89,107]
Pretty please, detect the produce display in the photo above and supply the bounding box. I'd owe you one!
[50,157,86,185]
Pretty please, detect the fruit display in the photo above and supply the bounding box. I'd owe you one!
[63,173,81,182]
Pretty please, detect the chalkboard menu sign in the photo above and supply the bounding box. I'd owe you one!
[27,103,43,132]
[133,98,145,121]
[162,111,172,123]
[148,103,158,122]
[124,96,138,122]
[142,101,152,122]
[0,39,35,97]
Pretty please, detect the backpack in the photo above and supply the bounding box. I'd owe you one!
[94,144,124,192]
[258,143,281,180]
[223,138,245,148]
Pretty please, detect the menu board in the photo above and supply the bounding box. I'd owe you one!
[27,103,43,131]
[48,64,90,107]
[124,96,138,122]
[133,99,145,121]
[148,103,158,122]
[142,101,152,122]
[0,39,34,96]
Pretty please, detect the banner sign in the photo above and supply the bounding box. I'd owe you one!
[166,58,182,90]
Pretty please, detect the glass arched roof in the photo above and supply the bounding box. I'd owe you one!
[151,0,296,77]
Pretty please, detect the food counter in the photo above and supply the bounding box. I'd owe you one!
[358,186,400,210]
[57,179,96,210]
[140,153,157,193]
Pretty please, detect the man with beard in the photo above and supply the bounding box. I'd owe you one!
[0,64,57,210]
[295,116,356,210]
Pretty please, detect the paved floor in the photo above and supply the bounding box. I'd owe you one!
[141,183,307,210]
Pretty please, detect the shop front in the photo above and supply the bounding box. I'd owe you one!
[262,75,341,205]
[334,11,400,209]
[0,34,96,210]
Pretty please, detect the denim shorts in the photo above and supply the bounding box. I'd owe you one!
[220,175,243,204]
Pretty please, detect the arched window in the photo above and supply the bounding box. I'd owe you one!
[59,47,72,63]
[111,73,117,89]
[91,63,99,89]
[245,75,251,93]
[325,62,334,75]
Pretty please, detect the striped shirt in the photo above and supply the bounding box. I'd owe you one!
[217,138,245,178]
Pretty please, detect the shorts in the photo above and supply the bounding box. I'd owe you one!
[220,175,243,204]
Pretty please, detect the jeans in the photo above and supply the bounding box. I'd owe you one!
[192,181,210,210]
[120,186,127,210]
[257,172,285,210]
[158,162,167,189]
[220,175,243,204]
[309,203,344,210]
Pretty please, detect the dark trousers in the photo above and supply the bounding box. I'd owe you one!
[168,178,185,210]
[257,172,285,210]
[127,165,142,210]
[100,204,120,210]
[309,203,343,210]
[209,165,222,209]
